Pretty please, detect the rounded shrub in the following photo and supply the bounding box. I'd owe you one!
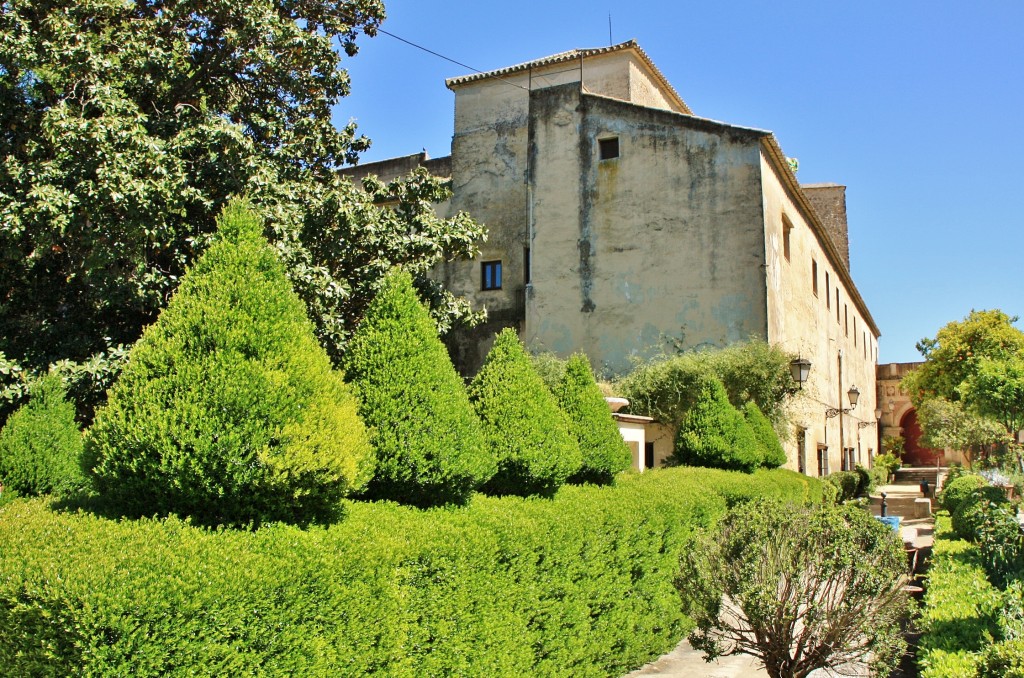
[672,374,759,473]
[85,200,373,526]
[939,474,989,514]
[343,270,495,506]
[0,375,85,497]
[554,354,632,485]
[825,470,861,502]
[742,400,786,468]
[951,485,1009,542]
[470,329,582,497]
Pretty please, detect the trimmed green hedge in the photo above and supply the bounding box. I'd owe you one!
[344,270,494,506]
[0,467,821,676]
[471,330,582,497]
[672,375,759,473]
[555,354,632,485]
[85,201,373,526]
[0,374,85,497]
[918,516,1001,678]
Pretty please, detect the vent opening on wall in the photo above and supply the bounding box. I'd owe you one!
[599,137,620,160]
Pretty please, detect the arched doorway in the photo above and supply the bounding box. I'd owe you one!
[900,409,941,466]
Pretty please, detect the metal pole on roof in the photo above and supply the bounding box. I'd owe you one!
[609,14,613,46]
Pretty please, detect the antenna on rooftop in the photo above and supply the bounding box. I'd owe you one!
[608,14,613,45]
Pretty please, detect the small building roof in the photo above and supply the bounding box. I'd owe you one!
[445,40,692,115]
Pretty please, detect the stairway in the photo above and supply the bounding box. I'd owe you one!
[892,467,944,488]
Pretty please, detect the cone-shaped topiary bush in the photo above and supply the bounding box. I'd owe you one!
[743,401,787,468]
[672,374,759,473]
[84,200,373,526]
[555,353,632,484]
[470,329,582,497]
[343,269,495,506]
[0,375,86,497]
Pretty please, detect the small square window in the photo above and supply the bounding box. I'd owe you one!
[599,137,619,160]
[481,260,502,291]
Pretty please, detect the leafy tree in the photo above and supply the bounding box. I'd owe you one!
[0,374,85,497]
[0,0,485,414]
[343,270,494,506]
[904,310,1024,406]
[85,201,373,526]
[470,329,582,497]
[743,401,787,468]
[677,498,910,678]
[917,398,1007,468]
[554,353,632,485]
[671,375,759,473]
[961,356,1024,440]
[618,340,795,429]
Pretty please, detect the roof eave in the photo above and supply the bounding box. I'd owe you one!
[759,136,881,338]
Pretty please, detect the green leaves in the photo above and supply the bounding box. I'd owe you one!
[0,374,85,497]
[671,375,760,473]
[471,329,582,497]
[554,354,632,485]
[85,200,373,526]
[0,467,823,675]
[1,0,485,413]
[343,269,494,507]
[678,499,910,678]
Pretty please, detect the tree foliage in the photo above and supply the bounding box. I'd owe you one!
[470,329,582,497]
[0,0,485,412]
[618,340,795,429]
[343,269,494,506]
[904,309,1024,407]
[905,311,1024,467]
[0,374,85,497]
[743,401,787,468]
[671,375,760,473]
[917,398,1007,468]
[677,498,910,678]
[554,353,632,485]
[85,201,373,526]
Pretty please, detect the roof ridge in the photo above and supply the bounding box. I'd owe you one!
[444,40,691,114]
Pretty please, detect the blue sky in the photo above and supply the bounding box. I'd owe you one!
[337,0,1024,363]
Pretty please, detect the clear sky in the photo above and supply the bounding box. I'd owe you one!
[336,0,1024,364]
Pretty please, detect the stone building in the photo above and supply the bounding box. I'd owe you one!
[877,362,962,466]
[344,41,881,477]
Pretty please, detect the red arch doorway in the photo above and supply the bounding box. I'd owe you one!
[900,409,941,466]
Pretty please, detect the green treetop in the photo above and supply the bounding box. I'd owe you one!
[471,329,582,497]
[554,353,632,484]
[344,270,495,507]
[0,0,485,415]
[85,201,374,526]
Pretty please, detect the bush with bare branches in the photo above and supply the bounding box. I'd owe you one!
[676,498,911,678]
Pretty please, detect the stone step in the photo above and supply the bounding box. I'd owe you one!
[868,495,932,520]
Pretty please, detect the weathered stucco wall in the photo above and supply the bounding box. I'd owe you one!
[524,86,768,375]
[437,47,702,372]
[761,155,879,475]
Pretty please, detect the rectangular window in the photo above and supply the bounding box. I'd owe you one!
[825,272,831,308]
[812,260,818,296]
[644,442,654,470]
[836,289,840,323]
[864,332,868,359]
[844,304,849,336]
[854,317,858,346]
[598,137,619,160]
[782,216,793,262]
[817,445,829,477]
[523,247,531,285]
[481,260,502,290]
